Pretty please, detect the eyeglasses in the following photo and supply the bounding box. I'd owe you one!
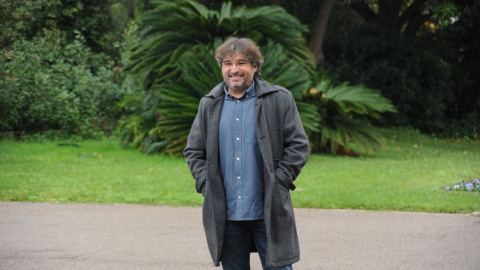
[222,60,250,68]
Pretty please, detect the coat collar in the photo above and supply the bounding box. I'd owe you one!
[205,78,280,99]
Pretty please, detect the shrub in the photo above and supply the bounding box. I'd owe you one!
[304,77,396,155]
[0,29,123,138]
[0,0,115,55]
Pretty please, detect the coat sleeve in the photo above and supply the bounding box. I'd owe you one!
[183,98,208,194]
[274,91,310,191]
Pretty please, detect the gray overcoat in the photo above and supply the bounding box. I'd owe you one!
[183,78,310,268]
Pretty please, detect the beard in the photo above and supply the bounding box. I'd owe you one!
[225,72,253,93]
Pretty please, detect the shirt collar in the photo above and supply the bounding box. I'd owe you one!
[223,81,256,100]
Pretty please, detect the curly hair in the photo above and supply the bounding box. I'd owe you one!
[215,37,264,77]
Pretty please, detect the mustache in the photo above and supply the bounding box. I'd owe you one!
[228,72,245,76]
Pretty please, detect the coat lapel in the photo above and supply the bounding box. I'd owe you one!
[206,96,223,166]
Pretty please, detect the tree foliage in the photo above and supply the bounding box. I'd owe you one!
[0,0,140,138]
[0,0,114,54]
[324,24,450,132]
[197,0,480,139]
[348,0,465,34]
[323,1,480,138]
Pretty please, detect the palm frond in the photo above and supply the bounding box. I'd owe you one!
[320,117,382,155]
[315,79,397,118]
[307,78,396,155]
[154,45,220,155]
[126,0,314,87]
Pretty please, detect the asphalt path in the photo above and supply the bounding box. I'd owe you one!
[1,202,479,270]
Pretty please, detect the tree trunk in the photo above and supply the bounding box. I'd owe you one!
[308,0,335,65]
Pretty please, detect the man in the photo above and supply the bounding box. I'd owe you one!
[183,37,310,270]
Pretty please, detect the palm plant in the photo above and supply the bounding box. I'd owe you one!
[127,0,315,87]
[119,0,317,154]
[154,42,317,155]
[152,45,223,155]
[119,0,397,156]
[155,45,395,156]
[304,79,397,155]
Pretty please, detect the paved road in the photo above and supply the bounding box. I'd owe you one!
[1,202,479,270]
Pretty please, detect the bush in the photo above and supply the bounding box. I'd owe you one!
[0,29,123,138]
[0,0,115,55]
[304,76,396,155]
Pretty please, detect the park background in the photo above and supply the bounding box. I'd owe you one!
[1,0,479,213]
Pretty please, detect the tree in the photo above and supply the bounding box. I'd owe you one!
[308,0,335,65]
[0,0,136,63]
[349,0,464,34]
[321,0,480,137]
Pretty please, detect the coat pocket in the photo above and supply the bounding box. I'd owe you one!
[271,180,293,218]
[269,181,298,261]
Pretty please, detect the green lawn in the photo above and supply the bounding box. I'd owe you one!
[1,128,479,213]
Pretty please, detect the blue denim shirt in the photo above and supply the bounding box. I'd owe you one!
[219,82,264,221]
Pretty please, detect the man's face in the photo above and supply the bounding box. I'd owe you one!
[221,53,257,95]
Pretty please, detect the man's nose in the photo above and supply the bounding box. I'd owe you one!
[230,63,240,72]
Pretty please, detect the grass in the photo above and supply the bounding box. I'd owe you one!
[0,128,479,213]
[0,139,201,206]
[295,128,480,213]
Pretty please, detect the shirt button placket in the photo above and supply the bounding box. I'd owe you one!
[234,98,242,219]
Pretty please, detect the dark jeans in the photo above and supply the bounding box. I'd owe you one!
[221,219,293,270]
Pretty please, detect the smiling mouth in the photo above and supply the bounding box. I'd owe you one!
[229,72,244,79]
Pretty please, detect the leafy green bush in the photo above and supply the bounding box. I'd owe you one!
[304,77,396,155]
[0,29,123,138]
[0,0,115,55]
